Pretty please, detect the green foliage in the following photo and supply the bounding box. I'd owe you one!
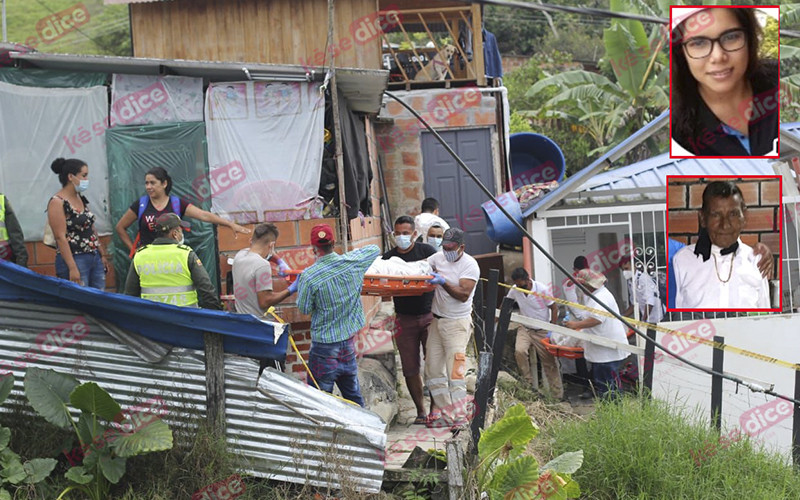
[476,403,582,500]
[510,112,534,134]
[0,374,57,498]
[761,17,780,60]
[547,396,800,499]
[24,368,173,500]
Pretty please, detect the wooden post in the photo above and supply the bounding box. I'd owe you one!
[472,280,485,353]
[489,297,514,394]
[711,336,724,433]
[642,327,657,396]
[446,439,464,500]
[483,269,499,347]
[204,331,226,433]
[470,351,493,451]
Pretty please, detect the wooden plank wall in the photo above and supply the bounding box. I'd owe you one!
[131,0,382,69]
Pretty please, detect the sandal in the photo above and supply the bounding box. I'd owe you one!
[425,411,443,428]
[413,415,427,425]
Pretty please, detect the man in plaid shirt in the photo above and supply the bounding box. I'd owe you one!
[296,224,380,407]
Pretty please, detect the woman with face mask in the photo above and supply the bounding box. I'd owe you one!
[48,157,107,289]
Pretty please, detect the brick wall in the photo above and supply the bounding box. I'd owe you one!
[667,176,781,279]
[25,236,118,292]
[374,87,498,221]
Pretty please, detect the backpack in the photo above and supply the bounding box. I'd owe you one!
[137,195,181,221]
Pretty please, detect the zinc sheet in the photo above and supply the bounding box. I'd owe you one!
[0,301,386,493]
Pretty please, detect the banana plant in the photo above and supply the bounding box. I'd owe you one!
[23,368,173,500]
[0,374,57,500]
[475,404,582,500]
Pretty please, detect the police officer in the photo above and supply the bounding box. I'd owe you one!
[124,213,220,309]
[0,193,28,267]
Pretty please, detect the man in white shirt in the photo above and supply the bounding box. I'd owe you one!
[507,268,562,400]
[564,269,628,398]
[620,256,663,323]
[425,227,480,428]
[414,198,450,244]
[673,181,770,309]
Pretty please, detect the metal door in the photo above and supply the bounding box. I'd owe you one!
[421,128,496,255]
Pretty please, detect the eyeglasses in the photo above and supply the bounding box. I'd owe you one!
[682,29,746,59]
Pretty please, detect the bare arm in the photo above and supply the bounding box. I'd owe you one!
[564,317,602,330]
[548,302,558,324]
[115,209,138,252]
[256,289,292,310]
[183,204,251,236]
[441,277,477,303]
[48,197,80,284]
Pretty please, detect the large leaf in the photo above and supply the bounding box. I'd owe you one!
[0,375,13,407]
[604,23,649,97]
[64,466,93,485]
[781,45,800,61]
[540,450,584,475]
[498,456,540,495]
[98,455,126,484]
[781,4,800,25]
[0,448,19,469]
[70,383,121,422]
[22,458,56,484]
[110,419,173,458]
[24,368,80,429]
[0,489,9,500]
[478,404,538,461]
[0,461,25,485]
[0,428,9,451]
[528,70,618,97]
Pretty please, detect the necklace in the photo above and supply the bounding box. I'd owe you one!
[711,251,735,283]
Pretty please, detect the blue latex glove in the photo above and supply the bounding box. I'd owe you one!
[287,280,299,294]
[276,258,291,277]
[546,332,553,339]
[427,272,446,285]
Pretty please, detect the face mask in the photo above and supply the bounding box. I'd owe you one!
[175,231,184,245]
[428,237,443,250]
[622,269,633,280]
[74,179,89,192]
[395,234,413,250]
[266,243,275,260]
[444,249,460,262]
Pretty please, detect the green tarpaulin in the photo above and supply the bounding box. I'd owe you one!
[0,68,107,88]
[106,122,219,292]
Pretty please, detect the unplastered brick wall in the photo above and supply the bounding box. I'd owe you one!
[26,236,118,292]
[667,176,781,279]
[374,87,498,221]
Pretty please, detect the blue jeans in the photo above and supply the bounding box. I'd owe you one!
[592,360,623,399]
[308,336,365,407]
[56,251,106,290]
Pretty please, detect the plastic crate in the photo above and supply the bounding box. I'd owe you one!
[539,328,635,359]
[284,271,434,297]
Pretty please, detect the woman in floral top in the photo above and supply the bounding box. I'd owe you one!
[47,158,107,289]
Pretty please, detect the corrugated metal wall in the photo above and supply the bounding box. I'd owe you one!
[0,301,386,492]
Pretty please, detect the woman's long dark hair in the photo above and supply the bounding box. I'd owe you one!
[145,167,173,195]
[671,8,763,144]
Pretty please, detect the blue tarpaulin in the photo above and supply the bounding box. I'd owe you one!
[0,260,287,360]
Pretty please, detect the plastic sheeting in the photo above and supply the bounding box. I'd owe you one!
[106,122,219,291]
[0,68,107,88]
[111,74,203,127]
[0,81,111,239]
[205,81,325,222]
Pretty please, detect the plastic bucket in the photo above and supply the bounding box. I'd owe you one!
[482,191,524,246]
[509,133,566,189]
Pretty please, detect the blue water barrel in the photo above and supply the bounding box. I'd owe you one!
[482,192,524,246]
[509,133,566,189]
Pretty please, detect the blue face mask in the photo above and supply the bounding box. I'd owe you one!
[74,179,89,193]
[428,237,443,250]
[395,234,413,250]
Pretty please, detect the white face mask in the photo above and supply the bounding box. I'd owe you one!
[622,269,633,281]
[174,230,184,245]
[395,234,414,250]
[428,237,443,250]
[266,242,275,260]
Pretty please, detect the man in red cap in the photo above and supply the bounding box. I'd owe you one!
[295,223,380,407]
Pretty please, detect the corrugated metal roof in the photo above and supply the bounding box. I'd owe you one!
[0,301,386,493]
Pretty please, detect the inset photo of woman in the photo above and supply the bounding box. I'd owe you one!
[670,6,779,158]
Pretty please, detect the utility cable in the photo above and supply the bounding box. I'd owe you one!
[383,90,800,407]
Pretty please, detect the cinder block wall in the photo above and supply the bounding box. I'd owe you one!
[667,176,781,279]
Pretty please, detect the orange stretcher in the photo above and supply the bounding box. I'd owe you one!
[540,328,636,359]
[284,270,435,297]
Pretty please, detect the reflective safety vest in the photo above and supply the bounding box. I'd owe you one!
[133,243,198,307]
[0,194,9,261]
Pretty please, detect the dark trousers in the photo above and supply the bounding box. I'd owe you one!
[308,336,365,407]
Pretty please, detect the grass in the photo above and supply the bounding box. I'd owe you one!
[540,395,800,500]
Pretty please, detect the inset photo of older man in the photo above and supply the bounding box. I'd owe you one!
[666,176,782,312]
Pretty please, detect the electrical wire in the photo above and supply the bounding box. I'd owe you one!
[383,90,800,407]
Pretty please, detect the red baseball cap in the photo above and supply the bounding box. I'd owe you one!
[310,224,335,247]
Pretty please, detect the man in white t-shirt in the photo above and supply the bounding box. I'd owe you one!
[507,268,562,400]
[564,269,628,399]
[673,181,770,309]
[414,198,450,244]
[425,227,479,428]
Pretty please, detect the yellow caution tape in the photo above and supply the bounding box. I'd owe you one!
[487,279,800,372]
